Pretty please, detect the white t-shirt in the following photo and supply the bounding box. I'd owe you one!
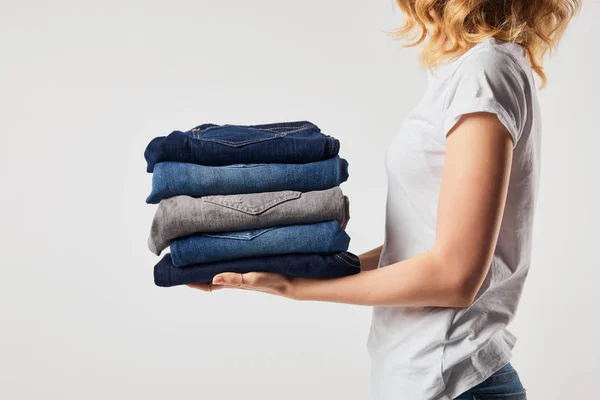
[367,38,541,400]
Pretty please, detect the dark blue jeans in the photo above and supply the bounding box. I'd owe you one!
[146,156,349,204]
[454,363,526,399]
[144,121,339,172]
[154,252,361,287]
[170,221,350,267]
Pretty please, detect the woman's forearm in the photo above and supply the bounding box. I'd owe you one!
[292,249,472,308]
[358,245,383,271]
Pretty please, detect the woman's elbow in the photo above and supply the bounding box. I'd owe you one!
[433,280,477,307]
[445,284,478,308]
[431,252,486,308]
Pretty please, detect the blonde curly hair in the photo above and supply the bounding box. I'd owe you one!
[392,0,581,86]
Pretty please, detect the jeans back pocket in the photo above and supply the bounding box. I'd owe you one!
[200,227,277,241]
[190,125,283,147]
[202,191,302,215]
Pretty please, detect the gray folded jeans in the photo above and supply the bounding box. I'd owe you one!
[148,187,350,255]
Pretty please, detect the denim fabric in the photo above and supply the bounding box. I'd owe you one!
[154,251,361,287]
[149,187,349,255]
[454,363,526,399]
[146,156,349,204]
[170,221,350,267]
[144,121,339,172]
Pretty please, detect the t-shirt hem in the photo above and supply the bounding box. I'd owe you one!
[437,330,516,400]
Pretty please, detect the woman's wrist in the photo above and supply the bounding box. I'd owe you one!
[284,275,358,303]
[284,277,304,300]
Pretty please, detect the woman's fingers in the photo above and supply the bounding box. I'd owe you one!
[186,283,211,292]
[242,272,271,286]
[185,282,237,291]
[186,272,292,295]
[213,273,244,286]
[212,272,272,288]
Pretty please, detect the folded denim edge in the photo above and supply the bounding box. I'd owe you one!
[342,195,350,229]
[148,235,161,256]
[340,158,349,183]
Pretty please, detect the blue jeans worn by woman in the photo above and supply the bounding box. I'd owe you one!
[454,363,526,399]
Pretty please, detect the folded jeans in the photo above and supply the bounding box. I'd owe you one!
[154,252,361,287]
[148,187,350,255]
[145,156,348,204]
[170,221,350,267]
[144,120,339,172]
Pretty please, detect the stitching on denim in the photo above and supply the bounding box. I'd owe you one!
[340,254,359,263]
[246,123,316,133]
[334,254,360,267]
[263,125,313,130]
[230,193,299,212]
[338,255,360,265]
[192,125,220,133]
[334,254,358,266]
[485,371,519,385]
[472,390,527,399]
[191,124,217,132]
[261,124,315,135]
[191,123,315,137]
[338,252,359,261]
[200,227,277,240]
[193,136,279,146]
[202,192,301,214]
[256,122,315,128]
[489,370,518,379]
[201,138,271,145]
[221,164,267,169]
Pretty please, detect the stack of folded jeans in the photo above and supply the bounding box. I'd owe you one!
[144,121,361,287]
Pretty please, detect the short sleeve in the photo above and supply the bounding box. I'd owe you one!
[442,49,529,147]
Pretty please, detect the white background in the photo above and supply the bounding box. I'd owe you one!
[1,1,598,399]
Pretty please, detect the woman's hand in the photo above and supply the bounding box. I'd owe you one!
[186,246,382,297]
[187,272,297,298]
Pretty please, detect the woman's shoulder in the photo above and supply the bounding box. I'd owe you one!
[439,38,537,145]
[449,38,532,84]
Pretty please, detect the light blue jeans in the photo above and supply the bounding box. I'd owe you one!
[454,363,526,399]
[146,156,349,204]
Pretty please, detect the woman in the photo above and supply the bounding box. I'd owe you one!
[188,1,580,399]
